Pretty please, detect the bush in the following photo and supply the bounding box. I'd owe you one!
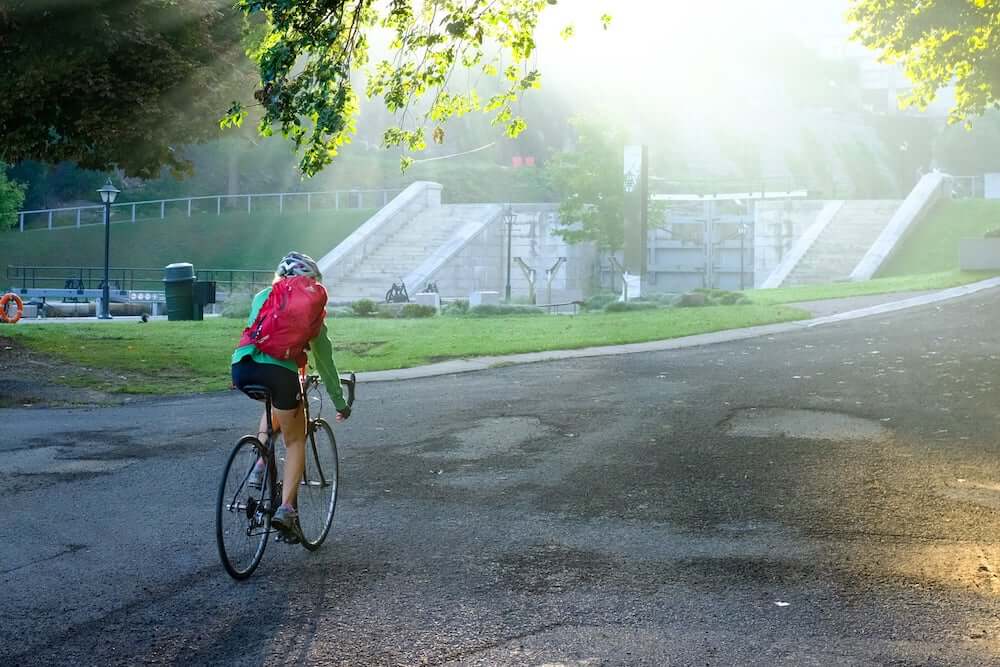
[399,303,437,318]
[639,292,678,305]
[328,306,355,318]
[682,289,752,306]
[582,293,618,311]
[0,162,25,230]
[677,292,707,307]
[351,298,377,316]
[442,299,469,316]
[985,228,1000,238]
[604,300,658,313]
[467,304,543,316]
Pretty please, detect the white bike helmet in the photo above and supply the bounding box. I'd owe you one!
[276,251,322,280]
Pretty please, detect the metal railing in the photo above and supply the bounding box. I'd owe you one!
[6,265,274,295]
[15,188,402,232]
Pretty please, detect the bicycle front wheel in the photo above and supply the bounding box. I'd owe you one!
[297,418,339,551]
[216,436,273,579]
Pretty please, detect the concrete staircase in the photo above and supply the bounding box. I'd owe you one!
[329,204,499,300]
[784,200,900,285]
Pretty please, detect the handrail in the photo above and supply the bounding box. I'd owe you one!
[15,187,403,232]
[5,264,274,294]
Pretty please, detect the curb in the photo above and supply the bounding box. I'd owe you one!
[356,277,1000,384]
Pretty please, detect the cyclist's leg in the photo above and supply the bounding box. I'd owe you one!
[257,407,280,442]
[273,403,307,507]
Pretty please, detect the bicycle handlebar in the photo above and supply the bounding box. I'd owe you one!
[301,372,357,409]
[340,373,356,408]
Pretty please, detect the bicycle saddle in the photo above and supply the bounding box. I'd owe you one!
[241,384,271,402]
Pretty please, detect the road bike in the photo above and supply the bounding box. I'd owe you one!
[216,371,356,580]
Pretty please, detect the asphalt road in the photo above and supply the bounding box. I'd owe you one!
[4,292,1000,665]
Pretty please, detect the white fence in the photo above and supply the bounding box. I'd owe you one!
[16,188,402,232]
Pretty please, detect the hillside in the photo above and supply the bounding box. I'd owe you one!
[2,208,373,273]
[879,199,1000,277]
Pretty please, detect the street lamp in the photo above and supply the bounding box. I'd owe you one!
[503,205,516,303]
[97,179,120,319]
[738,222,750,290]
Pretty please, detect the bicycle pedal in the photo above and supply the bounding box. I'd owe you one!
[274,528,301,544]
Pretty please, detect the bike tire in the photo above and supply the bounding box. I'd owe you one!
[216,436,273,579]
[296,419,339,551]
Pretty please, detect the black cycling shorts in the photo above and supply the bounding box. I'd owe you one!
[232,356,302,410]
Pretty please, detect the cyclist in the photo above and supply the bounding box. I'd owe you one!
[231,251,350,539]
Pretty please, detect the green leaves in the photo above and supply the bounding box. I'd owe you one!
[849,0,1000,124]
[0,162,26,230]
[235,0,575,175]
[546,119,627,251]
[0,0,256,177]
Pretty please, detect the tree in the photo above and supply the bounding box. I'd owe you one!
[227,1,611,176]
[546,120,625,251]
[849,0,1000,123]
[0,163,26,230]
[0,1,256,177]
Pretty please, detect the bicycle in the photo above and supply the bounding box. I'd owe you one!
[216,371,356,580]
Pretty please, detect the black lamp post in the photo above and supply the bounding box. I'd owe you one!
[97,179,120,319]
[504,205,516,303]
[738,222,750,290]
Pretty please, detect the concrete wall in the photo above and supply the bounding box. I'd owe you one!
[851,172,950,280]
[429,204,597,303]
[960,238,1000,270]
[753,200,828,287]
[317,181,442,286]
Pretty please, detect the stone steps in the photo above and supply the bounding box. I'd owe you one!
[784,200,900,286]
[326,203,500,300]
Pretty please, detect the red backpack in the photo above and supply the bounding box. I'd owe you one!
[238,276,328,367]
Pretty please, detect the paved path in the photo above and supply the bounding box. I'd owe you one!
[359,277,1000,382]
[5,286,1000,664]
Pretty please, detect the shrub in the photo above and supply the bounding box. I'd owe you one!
[681,289,751,306]
[442,299,469,316]
[677,292,707,307]
[400,303,437,318]
[985,228,1000,238]
[639,292,678,305]
[351,298,377,316]
[467,304,543,316]
[604,300,658,313]
[0,162,25,230]
[582,293,618,311]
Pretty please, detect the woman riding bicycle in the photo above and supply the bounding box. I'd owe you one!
[231,251,350,539]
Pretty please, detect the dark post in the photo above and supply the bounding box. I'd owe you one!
[739,222,749,290]
[739,229,745,290]
[96,179,120,319]
[101,199,111,317]
[504,205,515,303]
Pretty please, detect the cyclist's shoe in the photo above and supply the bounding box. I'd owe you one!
[247,460,264,490]
[271,504,301,544]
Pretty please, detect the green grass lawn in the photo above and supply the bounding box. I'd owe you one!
[6,305,807,395]
[746,269,997,305]
[879,199,1000,277]
[2,208,373,272]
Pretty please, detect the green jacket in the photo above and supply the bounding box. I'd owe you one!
[231,286,347,411]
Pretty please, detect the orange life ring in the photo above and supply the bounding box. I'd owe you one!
[0,293,24,323]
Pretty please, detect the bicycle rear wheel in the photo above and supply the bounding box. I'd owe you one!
[297,418,339,551]
[216,436,273,579]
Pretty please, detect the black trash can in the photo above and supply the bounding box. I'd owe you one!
[192,281,217,321]
[163,263,196,321]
